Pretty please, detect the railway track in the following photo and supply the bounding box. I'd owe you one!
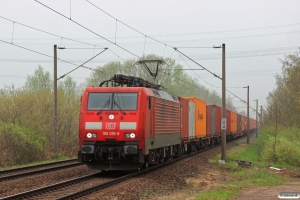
[0,159,82,182]
[58,135,250,199]
[1,171,127,200]
[0,134,251,199]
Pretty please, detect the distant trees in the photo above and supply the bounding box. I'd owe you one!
[258,50,300,167]
[263,50,300,127]
[0,67,80,167]
[24,65,52,91]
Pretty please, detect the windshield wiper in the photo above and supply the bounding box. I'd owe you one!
[96,98,110,115]
[114,101,127,115]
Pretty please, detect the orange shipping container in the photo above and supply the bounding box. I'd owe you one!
[184,97,206,137]
[242,116,246,132]
[230,111,237,133]
[250,118,253,129]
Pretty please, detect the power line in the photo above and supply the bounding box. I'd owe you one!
[174,47,222,79]
[13,29,295,45]
[58,48,108,80]
[176,52,220,89]
[165,30,300,43]
[35,0,140,58]
[156,46,265,110]
[226,89,256,111]
[7,21,299,41]
[85,0,173,49]
[142,22,300,37]
[0,39,104,76]
[0,15,105,48]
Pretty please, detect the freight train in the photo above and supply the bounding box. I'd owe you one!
[77,74,257,170]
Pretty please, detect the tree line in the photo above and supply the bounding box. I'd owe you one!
[0,54,236,167]
[259,50,300,167]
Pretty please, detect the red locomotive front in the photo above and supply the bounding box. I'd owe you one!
[78,86,148,170]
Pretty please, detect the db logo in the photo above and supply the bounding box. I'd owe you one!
[106,123,116,129]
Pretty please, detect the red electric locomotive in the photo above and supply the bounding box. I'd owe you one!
[78,74,182,170]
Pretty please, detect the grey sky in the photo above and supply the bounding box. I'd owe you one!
[1,0,299,117]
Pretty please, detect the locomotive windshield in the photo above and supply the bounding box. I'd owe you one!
[87,92,138,111]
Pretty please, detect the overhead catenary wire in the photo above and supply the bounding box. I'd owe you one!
[35,0,141,58]
[0,15,105,48]
[172,47,257,112]
[174,47,221,79]
[58,48,108,80]
[138,22,300,37]
[0,39,105,76]
[86,0,173,48]
[176,52,220,89]
[69,0,72,20]
[226,89,256,111]
[11,21,15,44]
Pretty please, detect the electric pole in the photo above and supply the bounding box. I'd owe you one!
[254,99,258,138]
[243,86,250,144]
[247,86,249,144]
[221,43,226,161]
[260,105,263,127]
[256,100,258,137]
[54,45,58,155]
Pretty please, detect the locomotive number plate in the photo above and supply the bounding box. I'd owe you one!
[106,122,116,129]
[102,131,119,136]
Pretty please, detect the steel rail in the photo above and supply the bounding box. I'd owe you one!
[0,159,77,175]
[1,173,101,200]
[0,161,82,182]
[58,133,252,199]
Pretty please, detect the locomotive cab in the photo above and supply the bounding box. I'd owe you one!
[78,87,148,170]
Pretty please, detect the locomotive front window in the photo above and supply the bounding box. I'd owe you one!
[87,92,138,111]
[87,93,112,110]
[113,93,138,110]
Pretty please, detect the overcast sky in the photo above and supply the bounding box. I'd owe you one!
[0,0,299,117]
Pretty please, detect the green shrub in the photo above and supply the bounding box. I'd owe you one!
[0,122,45,167]
[258,126,300,167]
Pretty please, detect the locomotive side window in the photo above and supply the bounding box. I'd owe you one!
[113,93,138,110]
[87,93,112,110]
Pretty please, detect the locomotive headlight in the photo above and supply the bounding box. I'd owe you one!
[86,133,92,138]
[125,133,136,138]
[86,133,97,138]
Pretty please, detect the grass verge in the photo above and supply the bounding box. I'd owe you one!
[196,137,297,200]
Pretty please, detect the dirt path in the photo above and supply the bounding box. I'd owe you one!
[236,182,300,200]
[148,166,300,200]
